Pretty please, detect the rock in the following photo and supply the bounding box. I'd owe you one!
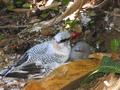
[0,87,4,90]
[0,77,26,90]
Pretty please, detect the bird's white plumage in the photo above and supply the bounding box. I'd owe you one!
[54,31,70,42]
[0,31,71,78]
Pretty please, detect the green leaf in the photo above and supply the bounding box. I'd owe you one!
[80,72,105,87]
[98,56,120,73]
[0,34,5,40]
[40,12,49,18]
[110,39,120,52]
[80,56,120,87]
[62,0,70,5]
[7,4,15,11]
[65,19,77,28]
[23,3,32,9]
[8,15,17,19]
[13,0,25,8]
[88,11,96,17]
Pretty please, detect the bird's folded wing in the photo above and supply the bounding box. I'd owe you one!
[15,52,29,67]
[27,41,50,55]
[14,41,50,67]
[21,63,42,73]
[0,63,43,78]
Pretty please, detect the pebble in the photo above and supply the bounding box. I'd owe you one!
[0,87,4,90]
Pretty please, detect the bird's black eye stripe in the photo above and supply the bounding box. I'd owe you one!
[58,38,70,43]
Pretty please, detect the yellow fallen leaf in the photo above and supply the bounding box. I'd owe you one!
[24,59,101,90]
[88,52,120,60]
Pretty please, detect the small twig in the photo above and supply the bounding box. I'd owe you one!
[93,0,108,8]
[0,25,29,29]
[12,9,31,13]
[12,9,32,17]
[83,0,108,9]
[33,0,36,4]
[45,0,54,6]
[36,2,61,11]
[104,11,120,17]
[39,0,86,28]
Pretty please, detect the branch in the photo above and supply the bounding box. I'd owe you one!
[36,2,61,11]
[40,0,87,28]
[0,25,28,29]
[83,0,108,9]
[93,0,108,8]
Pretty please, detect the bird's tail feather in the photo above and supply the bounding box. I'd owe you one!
[0,67,29,78]
[0,66,15,77]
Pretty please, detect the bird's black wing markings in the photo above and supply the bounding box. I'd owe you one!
[15,53,29,67]
[5,63,43,78]
[6,72,28,78]
[14,42,49,67]
[21,63,42,74]
[0,53,29,77]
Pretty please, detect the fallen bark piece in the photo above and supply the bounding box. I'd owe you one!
[24,58,101,90]
[24,53,120,90]
[92,73,120,90]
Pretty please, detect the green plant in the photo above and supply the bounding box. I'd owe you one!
[23,3,32,9]
[81,56,120,86]
[65,19,78,28]
[0,34,5,40]
[13,0,25,8]
[40,12,49,19]
[110,38,120,52]
[97,56,120,73]
[62,0,70,5]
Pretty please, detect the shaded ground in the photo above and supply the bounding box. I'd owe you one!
[0,0,120,89]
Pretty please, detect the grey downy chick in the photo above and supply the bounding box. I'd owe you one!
[0,31,71,78]
[70,41,95,60]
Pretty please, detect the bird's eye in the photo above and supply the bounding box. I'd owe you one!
[59,38,70,43]
[75,49,85,52]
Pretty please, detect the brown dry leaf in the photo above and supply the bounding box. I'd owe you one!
[88,52,120,60]
[24,59,101,90]
[72,24,83,33]
[24,53,120,90]
[0,39,8,47]
[103,77,120,90]
[40,27,53,36]
[93,73,120,90]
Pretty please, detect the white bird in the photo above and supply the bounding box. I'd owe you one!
[70,41,95,60]
[0,31,71,78]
